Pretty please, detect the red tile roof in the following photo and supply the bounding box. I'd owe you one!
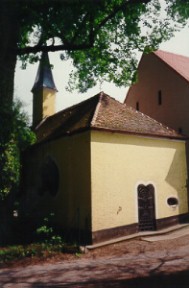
[35,92,184,144]
[154,50,189,82]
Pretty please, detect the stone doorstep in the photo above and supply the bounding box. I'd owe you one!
[80,223,189,252]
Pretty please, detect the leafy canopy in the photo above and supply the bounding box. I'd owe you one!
[0,101,36,200]
[14,0,187,92]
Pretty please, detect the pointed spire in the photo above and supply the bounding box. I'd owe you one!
[31,52,58,93]
[32,52,58,128]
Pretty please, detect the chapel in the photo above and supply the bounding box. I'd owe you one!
[21,51,189,244]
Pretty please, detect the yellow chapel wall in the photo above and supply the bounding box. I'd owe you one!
[23,131,91,234]
[90,130,188,233]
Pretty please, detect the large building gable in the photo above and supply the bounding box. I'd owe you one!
[125,49,189,136]
[153,50,189,83]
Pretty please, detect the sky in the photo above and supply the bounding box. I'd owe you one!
[14,24,189,120]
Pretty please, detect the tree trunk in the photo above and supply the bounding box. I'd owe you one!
[0,2,19,107]
[0,1,20,145]
[0,2,20,244]
[0,2,20,139]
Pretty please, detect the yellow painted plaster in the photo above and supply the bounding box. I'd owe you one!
[24,129,188,237]
[32,88,56,126]
[42,88,55,118]
[24,131,91,232]
[91,131,188,232]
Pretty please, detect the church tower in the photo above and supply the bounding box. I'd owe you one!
[31,52,58,127]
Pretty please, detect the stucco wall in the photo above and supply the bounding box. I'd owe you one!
[32,88,55,126]
[22,131,91,233]
[91,130,188,232]
[42,88,56,118]
[126,53,189,136]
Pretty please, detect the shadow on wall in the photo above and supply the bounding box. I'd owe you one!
[165,146,189,218]
[166,148,187,191]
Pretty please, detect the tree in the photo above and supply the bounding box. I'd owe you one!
[0,0,188,200]
[1,1,189,102]
[0,100,35,244]
[0,100,36,200]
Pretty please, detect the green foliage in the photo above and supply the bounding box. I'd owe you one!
[36,223,53,239]
[0,245,38,263]
[2,0,189,96]
[0,100,36,200]
[66,0,178,92]
[36,213,64,246]
[0,212,80,264]
[75,252,82,258]
[0,214,82,264]
[166,0,189,24]
[14,0,183,91]
[0,241,80,264]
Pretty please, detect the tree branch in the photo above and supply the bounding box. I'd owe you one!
[16,0,151,55]
[16,42,94,55]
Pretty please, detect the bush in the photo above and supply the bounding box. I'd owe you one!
[35,213,64,246]
[0,100,36,200]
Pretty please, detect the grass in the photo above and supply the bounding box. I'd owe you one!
[0,242,80,265]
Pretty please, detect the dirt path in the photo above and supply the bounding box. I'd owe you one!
[1,232,189,287]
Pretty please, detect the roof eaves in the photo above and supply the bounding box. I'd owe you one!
[32,126,92,148]
[91,126,186,141]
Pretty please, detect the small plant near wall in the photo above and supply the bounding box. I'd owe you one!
[0,213,80,265]
[36,217,53,242]
[0,241,80,265]
[35,213,63,245]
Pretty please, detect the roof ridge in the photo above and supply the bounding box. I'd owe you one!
[43,93,100,122]
[90,91,104,126]
[154,49,189,59]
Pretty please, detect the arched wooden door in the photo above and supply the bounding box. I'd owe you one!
[138,184,156,231]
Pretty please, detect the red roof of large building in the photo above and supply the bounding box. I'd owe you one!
[34,92,184,144]
[153,50,189,82]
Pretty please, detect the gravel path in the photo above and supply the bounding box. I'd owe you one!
[1,227,189,287]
